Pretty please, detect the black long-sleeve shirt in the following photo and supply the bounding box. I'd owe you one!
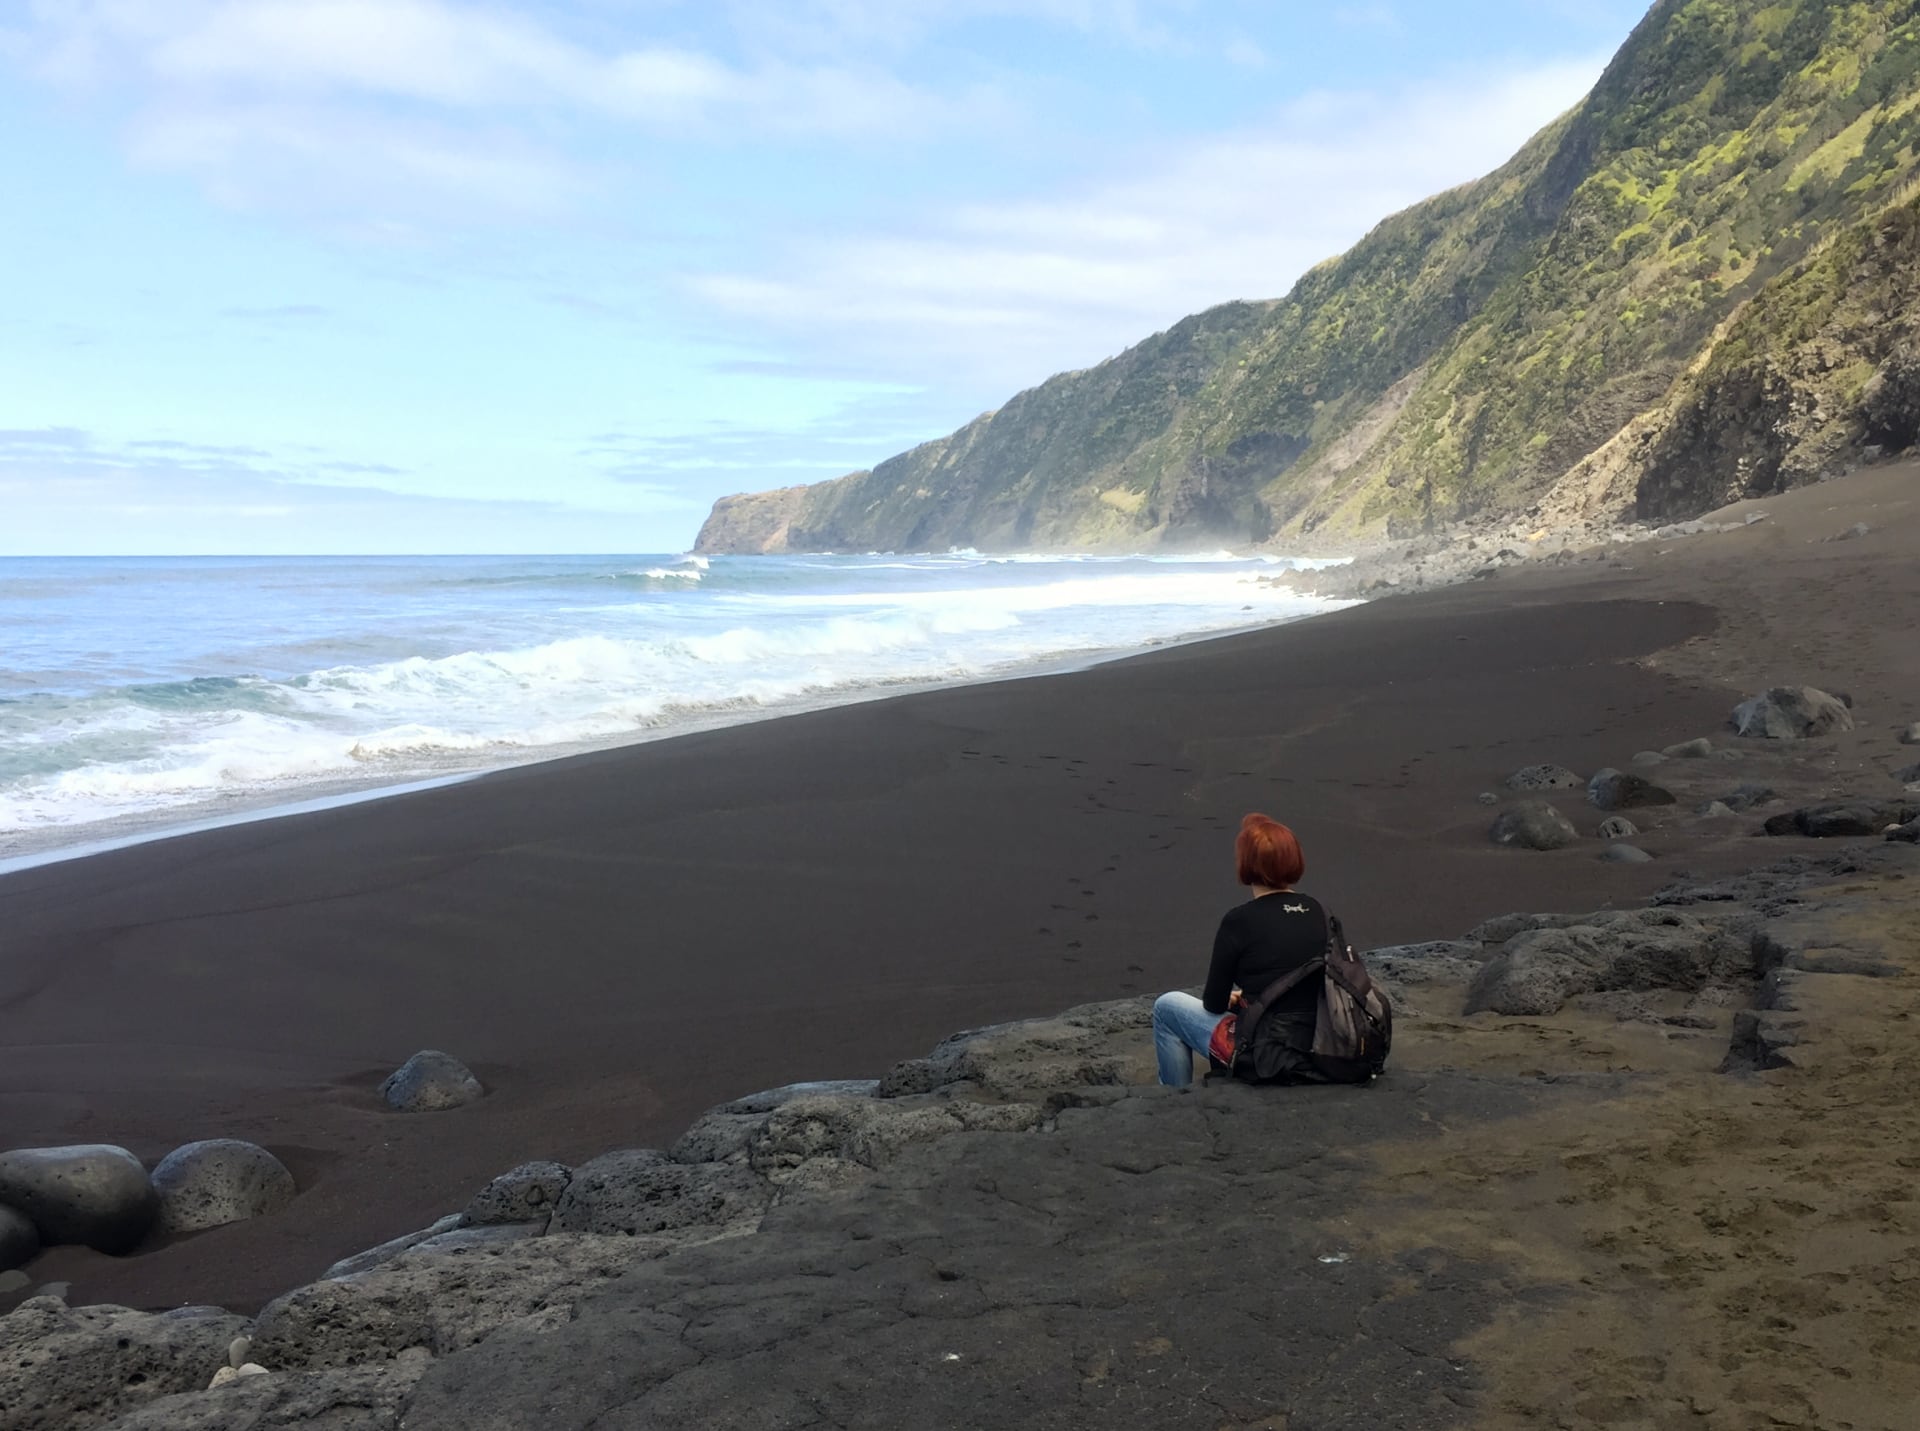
[1203,891,1331,1017]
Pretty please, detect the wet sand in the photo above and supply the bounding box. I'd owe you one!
[2,461,1915,1317]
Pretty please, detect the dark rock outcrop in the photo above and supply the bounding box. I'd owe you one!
[1489,801,1580,851]
[1763,800,1920,838]
[1731,686,1855,740]
[150,1141,296,1236]
[545,1151,770,1239]
[0,1146,156,1255]
[1587,767,1677,811]
[322,1215,463,1281]
[1597,816,1639,839]
[1464,909,1754,1017]
[380,1051,483,1113]
[460,1161,571,1231]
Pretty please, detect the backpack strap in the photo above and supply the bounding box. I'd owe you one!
[1231,957,1327,1064]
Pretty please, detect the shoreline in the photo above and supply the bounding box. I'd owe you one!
[0,597,1356,878]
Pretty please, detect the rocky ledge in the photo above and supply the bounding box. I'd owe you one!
[5,841,1916,1431]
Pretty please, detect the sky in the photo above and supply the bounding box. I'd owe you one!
[0,0,1656,556]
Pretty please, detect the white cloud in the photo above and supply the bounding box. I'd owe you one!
[687,58,1607,386]
[8,0,1007,225]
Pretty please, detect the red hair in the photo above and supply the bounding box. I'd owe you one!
[1235,813,1304,889]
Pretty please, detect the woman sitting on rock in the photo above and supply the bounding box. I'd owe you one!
[1152,813,1329,1086]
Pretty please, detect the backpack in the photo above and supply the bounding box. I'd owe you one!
[1227,914,1393,1085]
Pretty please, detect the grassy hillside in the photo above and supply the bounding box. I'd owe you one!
[697,0,1920,554]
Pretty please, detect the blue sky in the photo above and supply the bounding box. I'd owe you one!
[0,0,1654,555]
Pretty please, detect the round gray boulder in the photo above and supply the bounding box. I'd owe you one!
[0,1146,156,1254]
[150,1140,296,1235]
[1599,844,1654,864]
[0,1204,38,1272]
[1588,768,1677,811]
[380,1050,483,1112]
[1731,686,1854,739]
[1596,816,1638,840]
[1901,722,1920,745]
[1503,764,1584,792]
[1489,801,1579,851]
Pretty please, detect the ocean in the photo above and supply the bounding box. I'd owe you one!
[0,550,1350,865]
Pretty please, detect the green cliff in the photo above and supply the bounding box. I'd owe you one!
[697,0,1920,554]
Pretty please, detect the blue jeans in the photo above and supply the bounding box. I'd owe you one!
[1153,991,1227,1087]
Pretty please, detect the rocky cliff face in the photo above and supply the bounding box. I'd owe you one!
[697,0,1920,555]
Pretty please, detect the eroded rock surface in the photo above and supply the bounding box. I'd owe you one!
[1465,908,1756,1017]
[0,1297,244,1431]
[460,1162,571,1231]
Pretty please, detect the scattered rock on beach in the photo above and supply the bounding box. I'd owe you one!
[0,1204,38,1272]
[461,1161,571,1231]
[380,1050,483,1112]
[150,1140,296,1236]
[1502,763,1583,792]
[1662,738,1715,759]
[1597,816,1639,840]
[1489,801,1580,851]
[1901,722,1920,745]
[1895,761,1920,785]
[1630,751,1668,767]
[0,1145,156,1255]
[1600,844,1655,864]
[1731,686,1854,740]
[1763,800,1920,839]
[0,1296,246,1431]
[1588,768,1677,811]
[1720,784,1777,812]
[1888,819,1920,843]
[1698,801,1738,819]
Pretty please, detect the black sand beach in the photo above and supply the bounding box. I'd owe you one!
[4,462,1917,1318]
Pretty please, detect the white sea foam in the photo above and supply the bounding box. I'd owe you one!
[0,552,1355,844]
